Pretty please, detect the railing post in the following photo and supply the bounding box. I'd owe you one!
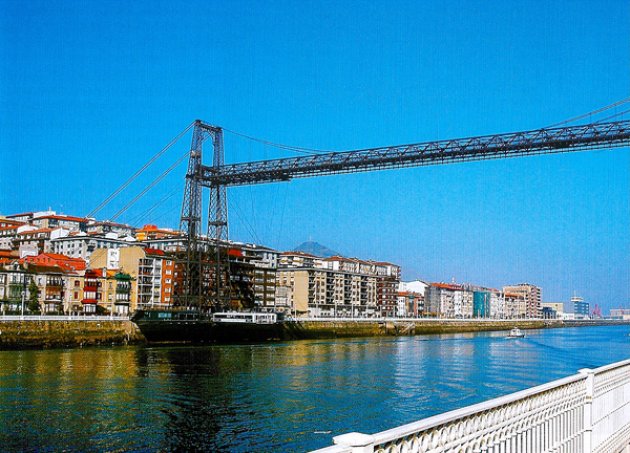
[333,432,375,453]
[579,368,594,453]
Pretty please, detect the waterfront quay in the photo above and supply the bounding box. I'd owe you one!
[0,315,142,349]
[1,325,628,451]
[1,314,627,349]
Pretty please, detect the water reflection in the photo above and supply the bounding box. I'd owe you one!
[0,325,628,451]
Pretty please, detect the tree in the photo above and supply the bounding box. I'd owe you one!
[27,279,40,313]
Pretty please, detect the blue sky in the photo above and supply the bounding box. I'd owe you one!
[1,0,628,311]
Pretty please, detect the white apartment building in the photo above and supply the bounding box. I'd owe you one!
[51,232,137,261]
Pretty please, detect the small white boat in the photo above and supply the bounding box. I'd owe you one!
[507,327,525,338]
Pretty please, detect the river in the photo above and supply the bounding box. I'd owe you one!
[0,325,628,451]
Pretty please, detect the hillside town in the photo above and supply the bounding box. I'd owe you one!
[0,210,603,320]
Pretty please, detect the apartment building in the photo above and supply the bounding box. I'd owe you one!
[571,295,590,320]
[503,283,542,318]
[240,243,279,310]
[90,247,178,311]
[425,283,474,318]
[541,302,564,319]
[276,252,393,318]
[0,262,79,314]
[396,291,424,317]
[86,221,135,237]
[373,261,401,317]
[0,218,26,250]
[0,225,21,250]
[0,263,31,313]
[50,232,137,261]
[31,214,88,232]
[13,227,71,255]
[135,224,182,241]
[504,292,527,318]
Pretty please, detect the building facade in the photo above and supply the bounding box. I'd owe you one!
[503,283,542,318]
[571,295,590,319]
[275,252,394,318]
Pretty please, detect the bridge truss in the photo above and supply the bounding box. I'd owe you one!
[180,119,630,307]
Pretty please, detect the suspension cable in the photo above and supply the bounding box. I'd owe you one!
[593,107,630,124]
[222,127,337,155]
[127,186,181,227]
[87,121,195,218]
[544,97,630,129]
[110,150,190,222]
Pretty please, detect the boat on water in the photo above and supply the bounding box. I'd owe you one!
[212,312,277,324]
[131,309,283,343]
[507,327,525,338]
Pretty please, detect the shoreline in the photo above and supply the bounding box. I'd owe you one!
[282,318,629,339]
[0,318,627,350]
[0,319,144,350]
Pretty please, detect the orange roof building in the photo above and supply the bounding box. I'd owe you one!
[21,253,87,272]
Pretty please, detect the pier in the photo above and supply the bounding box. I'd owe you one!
[313,358,630,453]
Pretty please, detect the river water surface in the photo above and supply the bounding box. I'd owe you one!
[0,325,628,451]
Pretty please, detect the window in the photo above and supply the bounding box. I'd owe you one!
[74,281,80,287]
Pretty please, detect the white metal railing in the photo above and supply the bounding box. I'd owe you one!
[0,315,130,321]
[312,359,630,453]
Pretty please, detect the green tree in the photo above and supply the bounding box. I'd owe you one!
[27,279,40,313]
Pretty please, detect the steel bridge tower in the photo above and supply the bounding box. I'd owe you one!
[179,120,229,311]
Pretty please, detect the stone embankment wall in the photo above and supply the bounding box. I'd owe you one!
[0,320,145,350]
[281,319,626,340]
[1,318,625,349]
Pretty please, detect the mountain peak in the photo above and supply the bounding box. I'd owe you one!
[293,241,340,258]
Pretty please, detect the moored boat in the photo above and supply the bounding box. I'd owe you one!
[131,309,283,344]
[507,327,525,338]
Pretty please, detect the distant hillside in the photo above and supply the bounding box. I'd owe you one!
[293,241,340,258]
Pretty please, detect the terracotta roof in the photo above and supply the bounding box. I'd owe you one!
[24,264,66,274]
[431,282,463,291]
[22,253,87,272]
[324,255,356,262]
[36,215,87,222]
[144,248,165,256]
[85,269,104,278]
[0,219,26,226]
[281,251,318,258]
[18,228,53,236]
[138,224,176,233]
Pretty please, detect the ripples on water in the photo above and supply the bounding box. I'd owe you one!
[0,325,628,451]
